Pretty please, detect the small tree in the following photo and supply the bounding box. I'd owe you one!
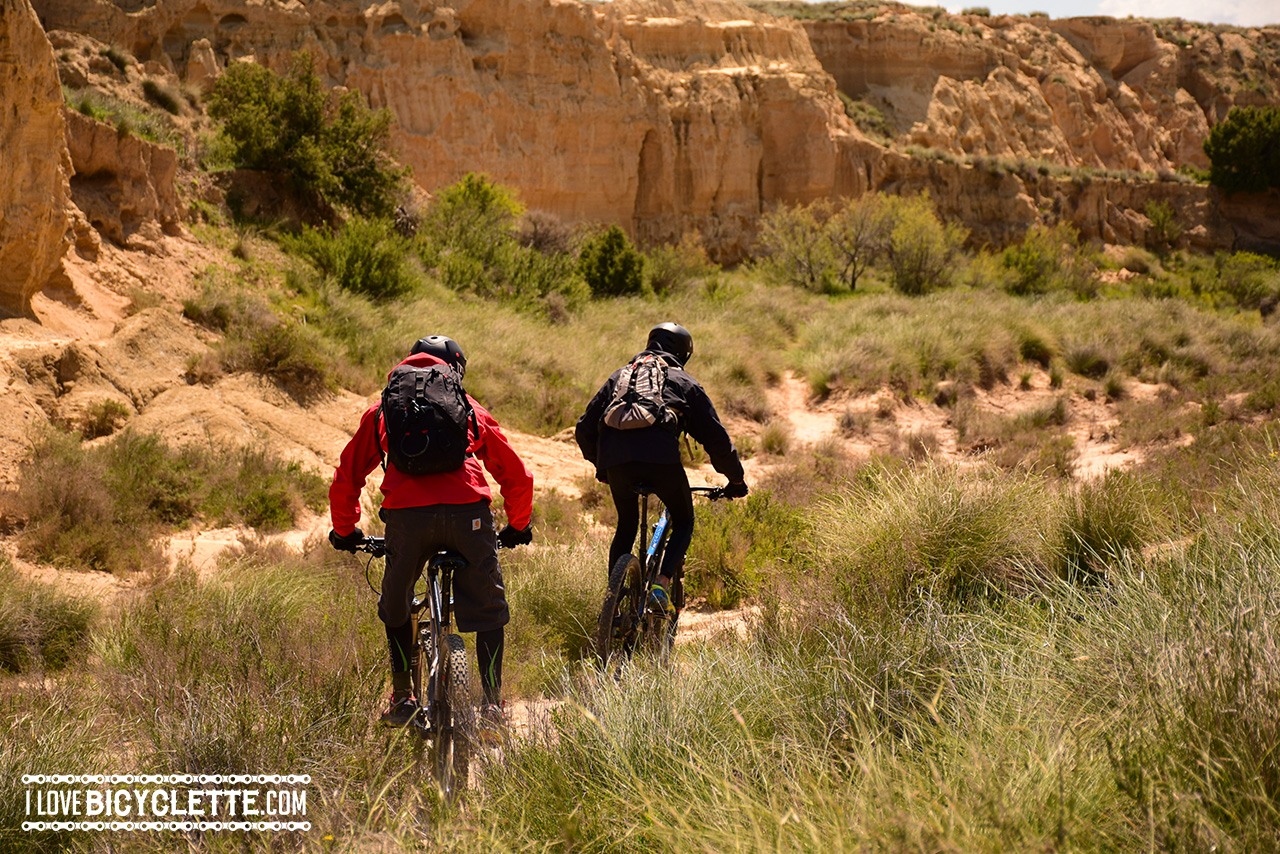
[827,193,891,290]
[756,201,842,293]
[1002,222,1082,295]
[578,225,646,297]
[883,194,967,295]
[1143,200,1183,254]
[1203,105,1280,195]
[208,52,407,218]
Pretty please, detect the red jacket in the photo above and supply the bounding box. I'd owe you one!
[329,353,534,536]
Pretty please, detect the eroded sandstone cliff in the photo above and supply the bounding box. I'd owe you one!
[24,0,1280,261]
[1,0,71,318]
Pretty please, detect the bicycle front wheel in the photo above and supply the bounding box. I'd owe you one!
[596,553,642,666]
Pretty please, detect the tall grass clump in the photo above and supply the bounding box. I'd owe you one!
[800,463,1058,621]
[0,556,96,673]
[183,277,340,398]
[12,428,327,573]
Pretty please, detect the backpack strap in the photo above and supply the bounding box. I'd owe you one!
[375,403,389,472]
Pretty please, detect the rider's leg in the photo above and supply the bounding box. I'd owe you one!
[379,508,429,701]
[476,627,503,706]
[648,463,694,588]
[441,500,510,712]
[385,620,416,698]
[606,462,645,569]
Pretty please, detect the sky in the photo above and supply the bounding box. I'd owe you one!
[934,0,1279,27]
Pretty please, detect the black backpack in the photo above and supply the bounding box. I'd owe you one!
[602,353,676,431]
[378,363,477,475]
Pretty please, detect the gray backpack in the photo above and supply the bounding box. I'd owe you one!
[602,354,676,430]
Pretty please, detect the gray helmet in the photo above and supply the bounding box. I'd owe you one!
[410,335,467,378]
[646,322,693,366]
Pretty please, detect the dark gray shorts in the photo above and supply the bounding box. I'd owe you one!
[378,502,510,634]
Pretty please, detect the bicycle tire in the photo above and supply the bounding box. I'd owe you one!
[436,633,469,801]
[597,553,640,666]
[635,545,676,661]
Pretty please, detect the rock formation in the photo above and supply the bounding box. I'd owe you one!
[26,0,1280,258]
[0,0,71,318]
[803,11,1279,175]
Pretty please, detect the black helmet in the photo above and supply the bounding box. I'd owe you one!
[646,322,693,366]
[410,335,467,378]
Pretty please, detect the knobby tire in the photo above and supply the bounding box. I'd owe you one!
[597,553,640,667]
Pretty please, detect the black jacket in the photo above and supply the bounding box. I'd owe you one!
[575,350,745,482]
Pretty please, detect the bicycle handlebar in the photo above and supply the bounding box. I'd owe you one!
[690,485,728,501]
[352,535,511,559]
[354,537,386,558]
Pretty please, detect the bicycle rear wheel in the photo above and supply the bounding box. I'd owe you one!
[597,553,642,666]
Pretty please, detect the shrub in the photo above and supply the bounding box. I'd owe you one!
[755,201,842,293]
[81,398,131,439]
[208,51,407,217]
[184,284,336,398]
[1001,223,1083,295]
[285,217,416,300]
[578,225,646,297]
[419,174,587,311]
[645,233,720,295]
[883,194,967,295]
[828,193,892,290]
[13,427,328,573]
[1203,105,1280,194]
[837,93,894,142]
[1210,250,1279,310]
[1143,200,1183,252]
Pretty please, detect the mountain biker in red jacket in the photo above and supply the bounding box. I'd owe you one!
[575,322,747,617]
[328,335,533,729]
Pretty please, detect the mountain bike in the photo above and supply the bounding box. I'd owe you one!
[595,484,726,666]
[356,537,471,803]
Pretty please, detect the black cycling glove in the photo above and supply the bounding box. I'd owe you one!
[497,524,533,549]
[723,481,749,499]
[329,527,364,553]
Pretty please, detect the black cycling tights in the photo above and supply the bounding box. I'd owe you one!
[476,628,503,705]
[606,460,695,580]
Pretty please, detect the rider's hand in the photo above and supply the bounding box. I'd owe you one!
[595,468,608,484]
[498,524,533,549]
[723,481,749,499]
[329,527,364,553]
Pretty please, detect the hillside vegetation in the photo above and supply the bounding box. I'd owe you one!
[4,33,1280,854]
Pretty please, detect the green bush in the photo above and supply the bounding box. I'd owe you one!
[80,398,131,439]
[756,200,843,293]
[1143,199,1183,252]
[208,51,407,217]
[1002,223,1084,295]
[684,492,803,609]
[184,282,338,398]
[578,225,647,297]
[418,173,587,311]
[285,217,416,299]
[1203,105,1280,194]
[645,233,720,296]
[884,194,967,295]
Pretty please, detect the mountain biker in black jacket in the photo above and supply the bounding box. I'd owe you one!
[575,322,748,616]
